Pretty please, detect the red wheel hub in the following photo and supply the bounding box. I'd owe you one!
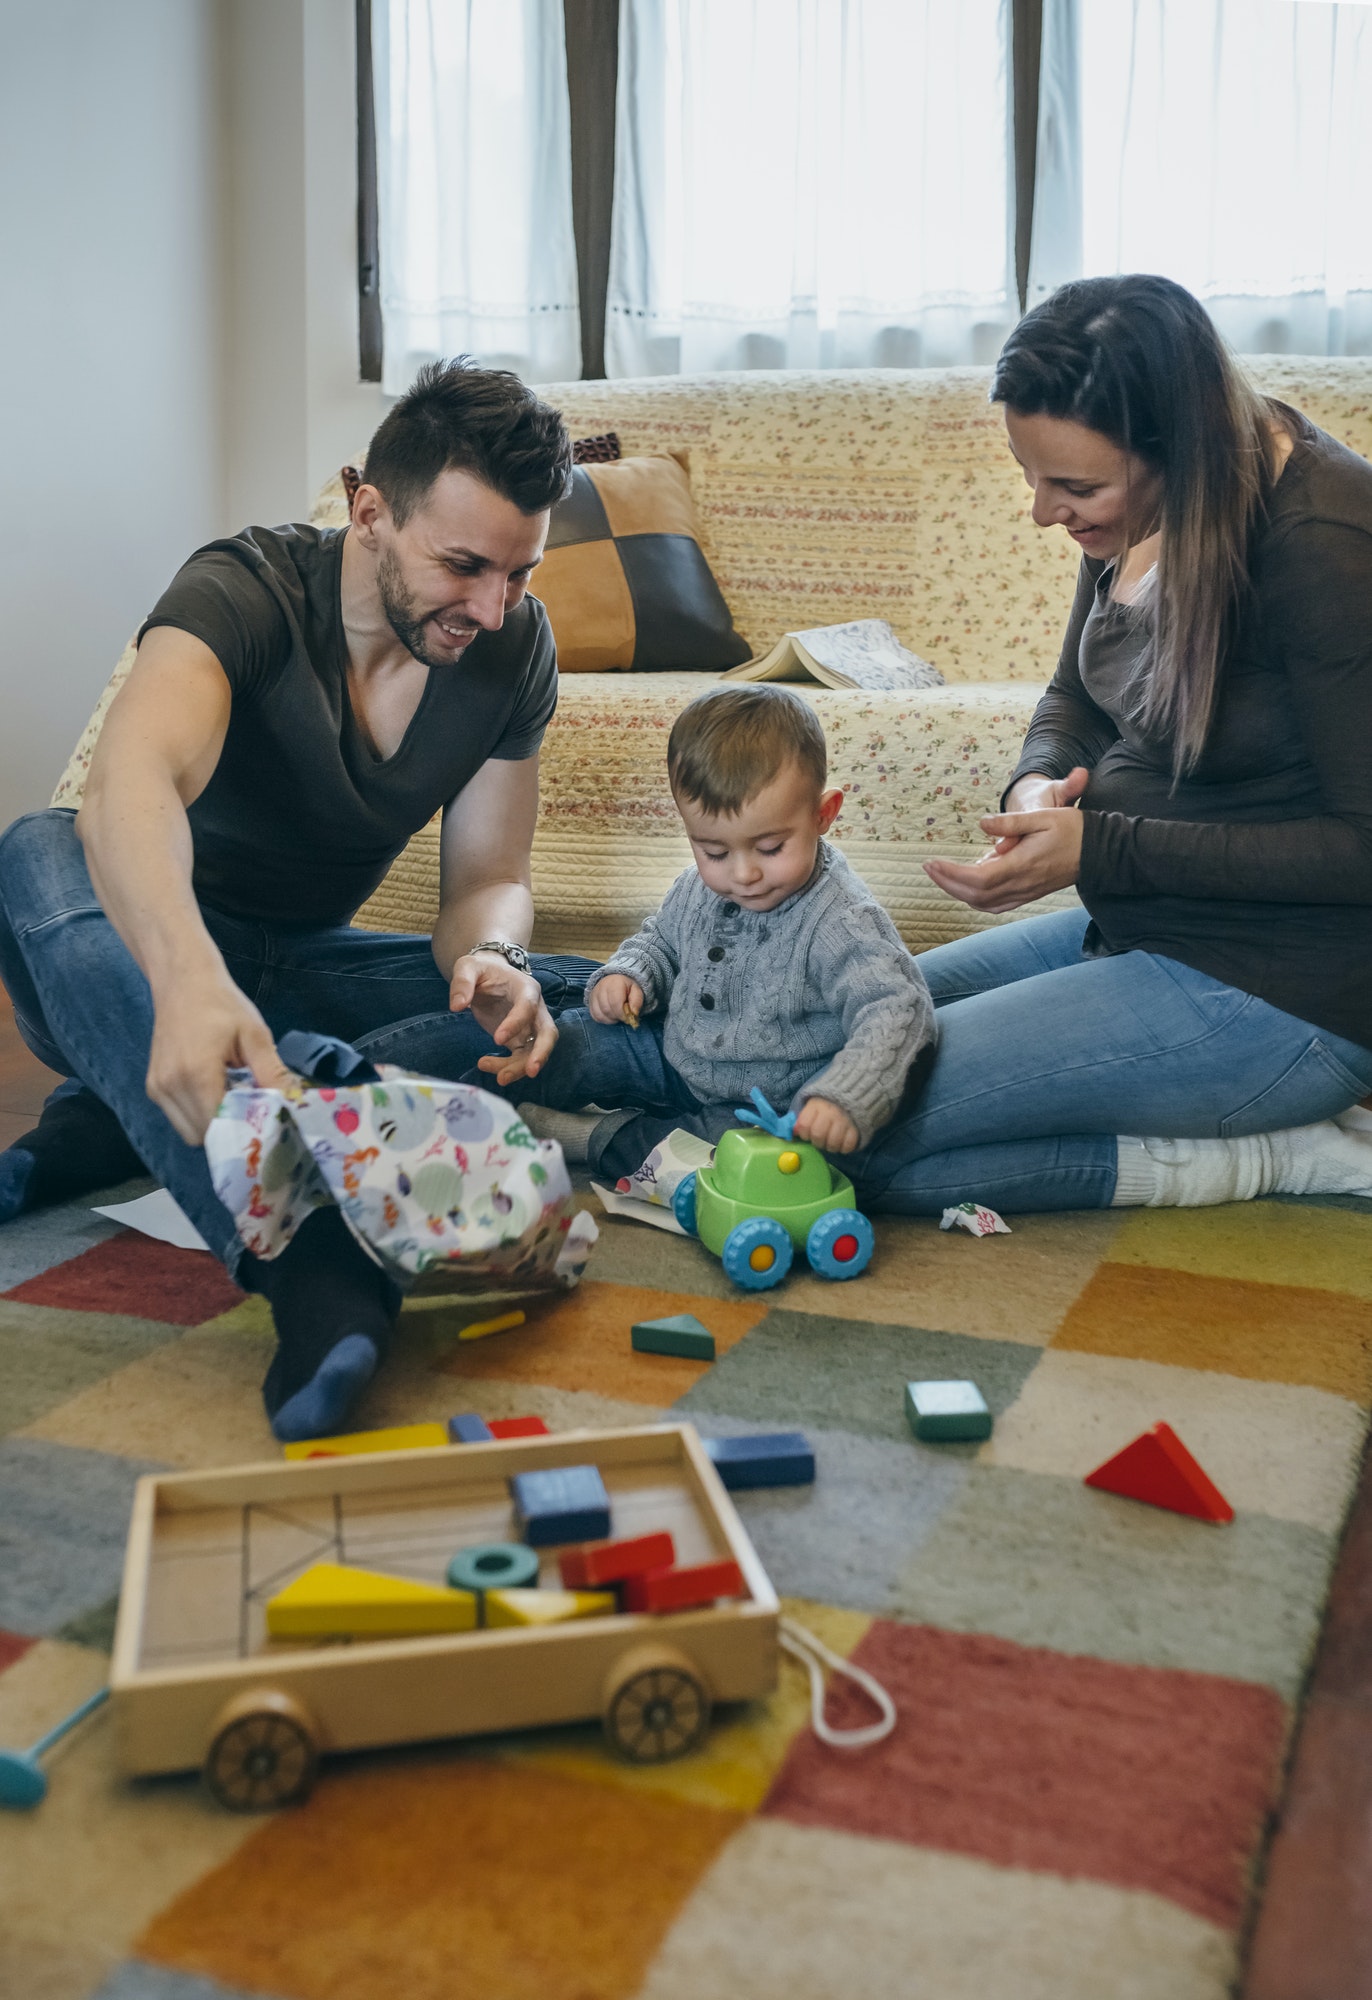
[832,1233,859,1263]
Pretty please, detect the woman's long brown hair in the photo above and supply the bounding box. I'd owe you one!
[992,275,1284,776]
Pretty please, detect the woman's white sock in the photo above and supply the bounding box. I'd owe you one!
[1112,1108,1372,1208]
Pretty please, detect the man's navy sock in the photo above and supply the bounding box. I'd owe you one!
[0,1085,145,1224]
[251,1206,401,1439]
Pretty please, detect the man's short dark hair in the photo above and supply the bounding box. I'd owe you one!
[667,686,828,817]
[363,357,573,524]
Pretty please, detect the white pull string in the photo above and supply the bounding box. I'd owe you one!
[779,1615,897,1750]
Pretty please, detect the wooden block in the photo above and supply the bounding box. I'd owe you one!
[1085,1421,1234,1523]
[621,1558,745,1614]
[510,1465,612,1547]
[265,1562,478,1639]
[281,1422,450,1461]
[447,1413,495,1444]
[483,1587,617,1628]
[704,1432,815,1490]
[487,1416,550,1439]
[631,1313,716,1361]
[458,1310,526,1343]
[558,1531,677,1590]
[904,1380,993,1443]
[446,1543,542,1595]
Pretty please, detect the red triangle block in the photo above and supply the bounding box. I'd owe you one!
[1084,1421,1234,1523]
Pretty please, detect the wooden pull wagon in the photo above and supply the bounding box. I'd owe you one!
[109,1423,779,1810]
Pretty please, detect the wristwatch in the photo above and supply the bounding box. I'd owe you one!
[470,938,532,975]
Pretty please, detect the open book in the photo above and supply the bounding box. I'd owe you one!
[724,618,945,692]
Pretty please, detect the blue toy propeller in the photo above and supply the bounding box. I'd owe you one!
[0,1686,109,1809]
[733,1087,797,1141]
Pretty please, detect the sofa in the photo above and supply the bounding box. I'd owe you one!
[54,359,1372,959]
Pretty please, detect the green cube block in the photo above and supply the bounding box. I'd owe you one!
[631,1313,716,1361]
[905,1379,992,1443]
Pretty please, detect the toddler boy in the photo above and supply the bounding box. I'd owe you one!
[488,686,936,1183]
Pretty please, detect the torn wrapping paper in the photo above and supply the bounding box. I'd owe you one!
[91,1189,210,1253]
[205,1068,597,1294]
[590,1182,688,1235]
[939,1201,1012,1238]
[614,1127,717,1208]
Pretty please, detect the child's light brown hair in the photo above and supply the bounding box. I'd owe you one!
[666,686,827,817]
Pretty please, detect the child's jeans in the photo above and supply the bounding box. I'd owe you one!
[483,1008,753,1181]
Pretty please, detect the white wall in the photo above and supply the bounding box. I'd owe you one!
[222,0,390,531]
[0,0,225,821]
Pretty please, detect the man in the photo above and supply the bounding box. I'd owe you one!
[0,360,592,1439]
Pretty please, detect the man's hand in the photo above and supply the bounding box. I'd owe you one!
[793,1097,861,1155]
[455,951,558,1087]
[924,804,1085,913]
[588,974,645,1027]
[147,974,291,1146]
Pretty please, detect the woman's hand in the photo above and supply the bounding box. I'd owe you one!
[924,805,1086,913]
[588,974,645,1027]
[993,767,1089,850]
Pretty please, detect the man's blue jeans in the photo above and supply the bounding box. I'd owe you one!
[0,810,596,1278]
[483,907,1372,1215]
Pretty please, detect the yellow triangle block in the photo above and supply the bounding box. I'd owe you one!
[483,1588,617,1629]
[282,1422,450,1461]
[266,1562,478,1639]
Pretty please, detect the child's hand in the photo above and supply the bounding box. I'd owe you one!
[589,974,645,1027]
[794,1097,860,1154]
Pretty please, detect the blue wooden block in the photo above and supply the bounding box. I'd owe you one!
[448,1412,495,1444]
[904,1379,992,1443]
[704,1432,815,1491]
[510,1464,612,1547]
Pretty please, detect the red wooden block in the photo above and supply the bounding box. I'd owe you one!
[558,1531,676,1590]
[621,1558,745,1614]
[486,1415,550,1439]
[1084,1420,1234,1524]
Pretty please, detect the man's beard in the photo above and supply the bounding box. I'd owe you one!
[376,548,474,670]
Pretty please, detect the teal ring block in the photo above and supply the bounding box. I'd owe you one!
[448,1542,541,1593]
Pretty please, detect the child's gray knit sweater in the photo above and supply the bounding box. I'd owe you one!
[584,843,936,1145]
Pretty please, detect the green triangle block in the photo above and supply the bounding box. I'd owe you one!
[631,1313,716,1361]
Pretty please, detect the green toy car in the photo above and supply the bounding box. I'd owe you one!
[673,1090,875,1291]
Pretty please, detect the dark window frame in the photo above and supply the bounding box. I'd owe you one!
[356,0,383,384]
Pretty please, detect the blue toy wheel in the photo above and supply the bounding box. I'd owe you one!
[721,1215,793,1290]
[672,1172,698,1235]
[806,1207,874,1281]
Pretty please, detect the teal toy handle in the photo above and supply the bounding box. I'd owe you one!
[27,1686,109,1760]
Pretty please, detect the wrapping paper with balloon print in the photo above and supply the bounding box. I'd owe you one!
[205,1068,599,1293]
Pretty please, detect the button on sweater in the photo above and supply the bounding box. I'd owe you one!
[583,843,937,1145]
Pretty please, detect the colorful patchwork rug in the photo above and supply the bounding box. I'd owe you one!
[3,1175,1371,2000]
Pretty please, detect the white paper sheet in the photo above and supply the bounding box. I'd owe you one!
[91,1188,210,1253]
[590,1182,688,1236]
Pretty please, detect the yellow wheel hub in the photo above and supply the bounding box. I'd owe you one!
[749,1244,776,1272]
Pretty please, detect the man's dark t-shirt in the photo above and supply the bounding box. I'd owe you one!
[140,525,557,928]
[1006,412,1372,1052]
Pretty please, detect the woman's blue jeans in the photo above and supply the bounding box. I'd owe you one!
[855,907,1372,1215]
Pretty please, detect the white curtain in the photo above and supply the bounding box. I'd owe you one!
[372,0,582,394]
[1030,0,1372,355]
[606,0,1015,377]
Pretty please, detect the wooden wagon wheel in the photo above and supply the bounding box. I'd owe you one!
[603,1645,711,1765]
[204,1689,320,1812]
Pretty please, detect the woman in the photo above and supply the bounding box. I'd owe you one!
[858,273,1372,1216]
